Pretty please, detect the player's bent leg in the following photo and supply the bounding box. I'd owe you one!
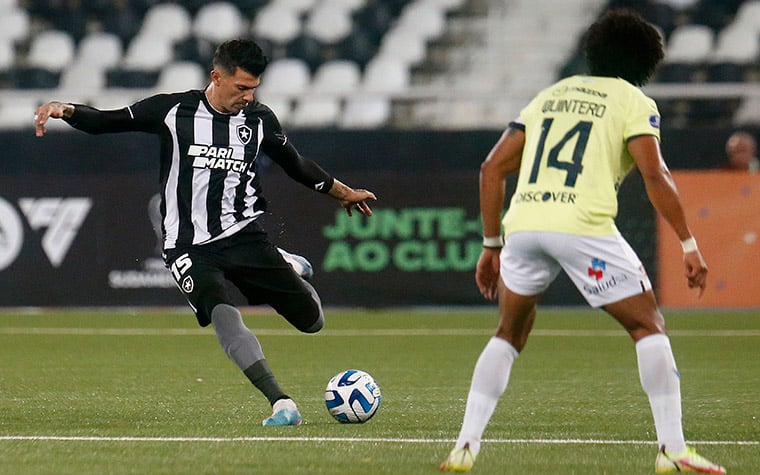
[211,304,296,420]
[603,290,666,342]
[166,250,229,327]
[211,304,265,371]
[299,279,324,332]
[269,276,325,334]
[495,280,539,351]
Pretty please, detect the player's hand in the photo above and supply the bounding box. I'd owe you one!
[683,250,707,298]
[475,248,501,301]
[339,188,376,217]
[33,101,73,137]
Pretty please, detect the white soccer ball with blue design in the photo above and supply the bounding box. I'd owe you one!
[325,369,382,423]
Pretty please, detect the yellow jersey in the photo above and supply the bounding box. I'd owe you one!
[503,75,661,237]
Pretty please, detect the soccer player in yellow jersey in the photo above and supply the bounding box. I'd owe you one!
[441,10,725,474]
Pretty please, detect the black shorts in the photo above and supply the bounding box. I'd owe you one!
[164,222,321,329]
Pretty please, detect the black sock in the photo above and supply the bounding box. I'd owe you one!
[243,359,287,406]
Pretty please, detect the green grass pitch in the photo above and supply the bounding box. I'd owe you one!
[0,307,757,474]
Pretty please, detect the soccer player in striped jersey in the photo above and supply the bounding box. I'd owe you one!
[34,39,376,427]
[440,10,725,473]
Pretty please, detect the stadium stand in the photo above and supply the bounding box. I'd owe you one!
[75,32,124,69]
[0,94,36,128]
[310,59,362,95]
[251,2,302,55]
[561,0,760,128]
[193,2,247,44]
[0,6,29,46]
[341,94,391,128]
[291,95,342,127]
[153,60,206,93]
[139,3,193,44]
[256,57,311,100]
[362,56,410,94]
[0,0,758,129]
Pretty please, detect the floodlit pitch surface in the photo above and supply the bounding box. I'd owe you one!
[0,308,757,474]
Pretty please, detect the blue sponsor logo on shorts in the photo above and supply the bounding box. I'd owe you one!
[583,257,631,295]
[587,258,606,281]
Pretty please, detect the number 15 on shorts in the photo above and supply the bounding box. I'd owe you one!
[170,253,193,281]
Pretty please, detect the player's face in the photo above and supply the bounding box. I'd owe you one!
[213,67,260,114]
[727,136,755,168]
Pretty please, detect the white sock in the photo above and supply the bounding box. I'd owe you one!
[636,333,686,453]
[456,337,519,455]
[272,398,298,414]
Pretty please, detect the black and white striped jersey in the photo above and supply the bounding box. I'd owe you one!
[65,90,333,250]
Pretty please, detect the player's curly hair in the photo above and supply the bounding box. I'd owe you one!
[213,39,269,76]
[584,9,663,86]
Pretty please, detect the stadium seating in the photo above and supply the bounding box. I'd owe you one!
[0,95,38,129]
[121,34,174,72]
[0,7,29,45]
[291,96,342,127]
[711,24,759,65]
[394,1,447,41]
[57,62,106,96]
[665,25,714,63]
[256,57,311,100]
[733,96,760,125]
[251,3,302,48]
[0,40,13,72]
[0,0,758,129]
[340,95,391,128]
[361,57,410,94]
[377,30,429,68]
[139,3,193,44]
[275,0,319,15]
[76,32,124,69]
[27,30,76,72]
[193,2,246,44]
[303,2,353,45]
[310,60,362,95]
[734,0,760,30]
[153,61,207,93]
[263,95,293,124]
[565,0,760,127]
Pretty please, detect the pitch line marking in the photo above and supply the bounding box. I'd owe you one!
[0,328,758,337]
[0,435,756,445]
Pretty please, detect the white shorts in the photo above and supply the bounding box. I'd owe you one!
[500,231,652,308]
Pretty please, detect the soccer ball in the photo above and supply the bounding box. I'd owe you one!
[324,369,382,423]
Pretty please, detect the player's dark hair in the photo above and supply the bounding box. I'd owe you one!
[213,39,269,76]
[583,9,663,86]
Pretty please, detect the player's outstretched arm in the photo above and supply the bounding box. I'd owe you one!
[33,101,75,137]
[327,179,376,217]
[628,135,707,297]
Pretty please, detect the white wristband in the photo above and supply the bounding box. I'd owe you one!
[680,237,698,253]
[482,236,504,248]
